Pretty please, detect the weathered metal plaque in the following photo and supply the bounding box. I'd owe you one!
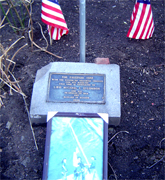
[47,73,106,104]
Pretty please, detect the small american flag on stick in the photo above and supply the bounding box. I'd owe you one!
[41,0,69,41]
[127,0,154,39]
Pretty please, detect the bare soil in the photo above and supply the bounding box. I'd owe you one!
[0,0,164,179]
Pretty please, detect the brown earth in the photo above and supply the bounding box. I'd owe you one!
[0,0,164,179]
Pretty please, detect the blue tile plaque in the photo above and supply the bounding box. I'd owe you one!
[47,73,106,104]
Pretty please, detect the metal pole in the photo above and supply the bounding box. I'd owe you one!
[80,0,86,63]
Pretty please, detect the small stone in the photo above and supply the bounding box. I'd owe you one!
[150,155,156,161]
[108,127,115,134]
[21,157,31,167]
[21,136,24,141]
[134,156,138,160]
[34,169,38,173]
[94,58,110,64]
[141,150,147,156]
[6,121,12,130]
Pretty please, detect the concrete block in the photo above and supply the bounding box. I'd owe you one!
[30,62,121,126]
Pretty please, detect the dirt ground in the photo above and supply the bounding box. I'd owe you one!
[0,0,164,179]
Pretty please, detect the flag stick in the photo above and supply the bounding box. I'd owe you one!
[49,25,53,45]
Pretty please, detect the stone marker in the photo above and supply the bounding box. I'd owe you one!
[30,62,121,126]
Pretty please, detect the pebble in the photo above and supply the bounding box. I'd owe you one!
[21,157,30,167]
[6,121,12,130]
[134,156,138,160]
[21,136,24,141]
[109,127,115,134]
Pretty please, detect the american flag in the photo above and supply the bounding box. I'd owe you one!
[127,0,154,39]
[41,0,69,40]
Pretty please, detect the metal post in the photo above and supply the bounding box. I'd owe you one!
[80,0,86,63]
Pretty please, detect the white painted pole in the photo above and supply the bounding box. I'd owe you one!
[80,0,86,63]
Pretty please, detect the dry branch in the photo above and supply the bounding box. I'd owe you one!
[8,68,38,150]
[0,8,10,27]
[0,36,25,60]
[159,138,165,148]
[37,22,48,50]
[147,155,165,169]
[109,162,118,180]
[28,30,62,59]
[8,43,28,72]
[0,0,38,150]
[108,131,129,143]
[21,0,33,49]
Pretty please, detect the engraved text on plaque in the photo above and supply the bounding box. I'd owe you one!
[47,73,105,104]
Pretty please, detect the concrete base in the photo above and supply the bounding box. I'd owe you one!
[30,62,121,126]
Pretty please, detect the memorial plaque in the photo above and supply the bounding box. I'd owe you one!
[47,73,106,104]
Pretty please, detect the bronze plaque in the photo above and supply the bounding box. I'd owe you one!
[47,73,106,104]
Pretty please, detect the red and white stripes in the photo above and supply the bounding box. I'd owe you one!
[127,0,154,39]
[41,0,69,40]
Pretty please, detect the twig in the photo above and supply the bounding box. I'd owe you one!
[25,0,33,4]
[8,24,22,31]
[0,90,6,108]
[37,22,48,50]
[0,37,38,149]
[159,138,165,148]
[146,137,165,169]
[147,155,165,169]
[7,68,38,150]
[7,2,17,27]
[0,36,25,76]
[28,30,62,58]
[0,36,25,59]
[0,8,10,26]
[108,131,129,143]
[0,66,25,95]
[108,162,117,180]
[7,0,24,28]
[23,95,38,150]
[0,22,9,29]
[0,2,16,33]
[0,76,25,96]
[0,97,4,108]
[21,0,33,49]
[7,43,28,72]
[49,25,53,45]
[0,93,6,99]
[6,58,16,64]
